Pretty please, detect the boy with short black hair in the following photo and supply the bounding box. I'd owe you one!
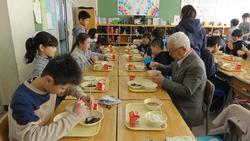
[147,39,172,75]
[201,36,229,112]
[229,29,249,58]
[73,10,91,43]
[137,33,152,56]
[226,18,239,42]
[8,54,86,141]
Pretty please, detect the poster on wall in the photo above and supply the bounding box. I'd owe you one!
[118,0,160,16]
[45,0,57,30]
[33,0,42,24]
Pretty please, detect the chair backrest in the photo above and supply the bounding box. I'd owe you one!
[0,113,9,141]
[231,76,250,102]
[203,80,215,113]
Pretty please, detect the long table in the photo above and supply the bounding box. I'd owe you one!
[48,47,196,141]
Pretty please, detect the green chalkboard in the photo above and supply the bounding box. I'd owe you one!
[98,0,181,22]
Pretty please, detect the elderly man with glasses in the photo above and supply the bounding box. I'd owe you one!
[150,32,207,127]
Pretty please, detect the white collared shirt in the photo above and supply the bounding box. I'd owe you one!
[177,50,192,68]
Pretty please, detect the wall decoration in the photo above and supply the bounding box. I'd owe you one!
[118,0,160,16]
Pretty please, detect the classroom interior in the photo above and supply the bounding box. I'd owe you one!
[0,0,250,141]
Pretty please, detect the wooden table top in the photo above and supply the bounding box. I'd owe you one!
[83,61,118,76]
[215,55,250,82]
[118,57,149,77]
[117,100,195,141]
[47,100,117,141]
[118,76,171,100]
[65,76,118,100]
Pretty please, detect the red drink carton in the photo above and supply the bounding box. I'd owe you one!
[97,80,105,91]
[128,64,133,70]
[235,63,242,70]
[112,54,116,60]
[129,75,136,81]
[128,55,132,61]
[103,64,109,71]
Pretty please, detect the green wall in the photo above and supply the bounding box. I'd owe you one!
[98,0,181,22]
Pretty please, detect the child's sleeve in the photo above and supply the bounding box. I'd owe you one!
[64,86,86,98]
[10,95,81,141]
[22,112,81,141]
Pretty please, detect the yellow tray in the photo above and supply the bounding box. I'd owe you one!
[128,87,158,93]
[82,78,110,93]
[53,112,101,137]
[125,103,167,131]
[220,67,243,72]
[222,56,243,62]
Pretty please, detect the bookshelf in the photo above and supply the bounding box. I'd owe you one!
[97,24,230,46]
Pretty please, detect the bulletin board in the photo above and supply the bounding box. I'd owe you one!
[181,0,250,25]
[118,0,160,16]
[34,0,58,31]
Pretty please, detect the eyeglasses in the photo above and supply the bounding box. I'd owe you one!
[169,47,183,54]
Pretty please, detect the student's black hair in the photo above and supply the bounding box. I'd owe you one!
[78,11,90,20]
[151,29,164,39]
[232,29,243,37]
[213,28,223,37]
[242,13,250,18]
[41,54,82,85]
[142,33,151,39]
[71,33,89,53]
[231,19,239,26]
[88,28,98,39]
[151,39,164,50]
[181,5,196,19]
[96,37,109,46]
[207,36,222,47]
[25,31,58,64]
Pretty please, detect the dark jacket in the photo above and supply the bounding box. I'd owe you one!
[146,52,173,76]
[137,43,152,56]
[201,49,219,80]
[230,40,248,58]
[158,50,207,126]
[173,19,206,56]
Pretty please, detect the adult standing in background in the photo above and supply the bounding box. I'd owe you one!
[239,13,250,41]
[172,5,206,56]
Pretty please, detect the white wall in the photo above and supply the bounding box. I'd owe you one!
[0,0,35,105]
[72,0,98,14]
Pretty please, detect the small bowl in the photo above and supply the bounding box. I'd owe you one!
[135,65,145,70]
[144,98,163,111]
[80,110,104,126]
[145,111,167,127]
[142,81,158,90]
[147,70,161,76]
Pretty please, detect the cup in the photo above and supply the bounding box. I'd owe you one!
[129,74,136,81]
[103,64,109,71]
[235,63,242,70]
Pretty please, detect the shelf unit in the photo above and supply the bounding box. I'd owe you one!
[97,24,230,46]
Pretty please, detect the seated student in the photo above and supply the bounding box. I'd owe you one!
[228,29,249,58]
[150,32,207,127]
[137,33,152,57]
[72,10,90,44]
[8,54,86,141]
[201,36,229,111]
[71,33,108,71]
[96,37,109,53]
[150,29,167,49]
[88,28,99,53]
[147,39,172,76]
[212,28,226,52]
[24,32,91,108]
[24,31,58,78]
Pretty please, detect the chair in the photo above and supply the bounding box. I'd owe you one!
[0,113,8,141]
[203,80,215,135]
[224,119,245,141]
[230,76,250,102]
